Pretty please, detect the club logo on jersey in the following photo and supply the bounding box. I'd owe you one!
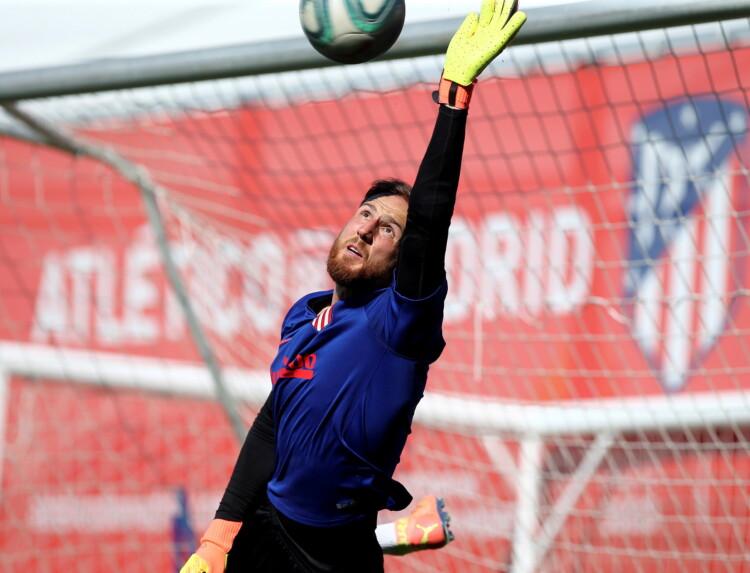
[624,97,748,391]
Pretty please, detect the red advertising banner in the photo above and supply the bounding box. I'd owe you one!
[3,49,749,399]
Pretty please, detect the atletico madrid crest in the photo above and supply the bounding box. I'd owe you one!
[624,97,748,391]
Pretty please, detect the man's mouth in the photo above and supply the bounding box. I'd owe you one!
[346,244,363,258]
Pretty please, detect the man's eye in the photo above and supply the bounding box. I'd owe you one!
[361,210,371,218]
[382,226,394,235]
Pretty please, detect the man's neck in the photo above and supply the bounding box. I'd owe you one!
[332,283,363,305]
[331,285,346,305]
[332,275,393,305]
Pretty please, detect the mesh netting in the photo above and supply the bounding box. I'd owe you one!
[1,18,749,573]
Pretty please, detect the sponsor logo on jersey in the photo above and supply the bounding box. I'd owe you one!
[271,352,317,384]
[624,97,748,391]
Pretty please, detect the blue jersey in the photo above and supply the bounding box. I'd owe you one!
[266,277,447,527]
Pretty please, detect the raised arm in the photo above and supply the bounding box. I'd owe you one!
[396,0,526,298]
[395,106,467,298]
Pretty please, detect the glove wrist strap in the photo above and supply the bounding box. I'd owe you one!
[433,75,476,110]
[200,519,242,553]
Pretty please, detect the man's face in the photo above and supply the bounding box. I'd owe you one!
[327,194,408,291]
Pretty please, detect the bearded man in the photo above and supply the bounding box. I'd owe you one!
[181,1,526,571]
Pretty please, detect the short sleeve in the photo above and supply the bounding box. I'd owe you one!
[365,277,448,362]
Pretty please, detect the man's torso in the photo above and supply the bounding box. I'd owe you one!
[267,281,447,526]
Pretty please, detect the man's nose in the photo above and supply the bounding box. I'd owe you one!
[356,217,378,244]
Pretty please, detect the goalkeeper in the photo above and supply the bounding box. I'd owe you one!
[182,1,526,571]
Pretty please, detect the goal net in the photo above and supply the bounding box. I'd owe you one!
[1,5,749,572]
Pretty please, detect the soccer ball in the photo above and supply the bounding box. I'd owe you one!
[299,0,406,64]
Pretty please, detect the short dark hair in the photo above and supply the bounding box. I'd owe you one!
[360,178,411,205]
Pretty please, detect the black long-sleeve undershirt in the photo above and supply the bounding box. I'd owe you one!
[214,104,468,523]
[396,105,467,298]
[215,393,276,521]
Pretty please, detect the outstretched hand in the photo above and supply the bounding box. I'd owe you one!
[444,0,527,86]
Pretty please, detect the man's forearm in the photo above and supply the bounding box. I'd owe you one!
[395,105,468,299]
[215,393,276,521]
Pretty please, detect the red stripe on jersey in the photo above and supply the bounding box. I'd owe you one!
[312,305,333,331]
[322,306,332,328]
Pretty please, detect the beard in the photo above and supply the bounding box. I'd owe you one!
[326,234,396,296]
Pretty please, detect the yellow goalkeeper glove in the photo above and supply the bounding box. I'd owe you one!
[180,519,241,573]
[436,0,527,109]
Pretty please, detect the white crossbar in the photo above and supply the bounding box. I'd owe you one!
[1,341,748,436]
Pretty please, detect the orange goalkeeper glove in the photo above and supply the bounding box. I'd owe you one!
[436,0,527,109]
[180,519,242,573]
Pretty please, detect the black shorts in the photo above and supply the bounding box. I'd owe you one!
[226,499,384,573]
